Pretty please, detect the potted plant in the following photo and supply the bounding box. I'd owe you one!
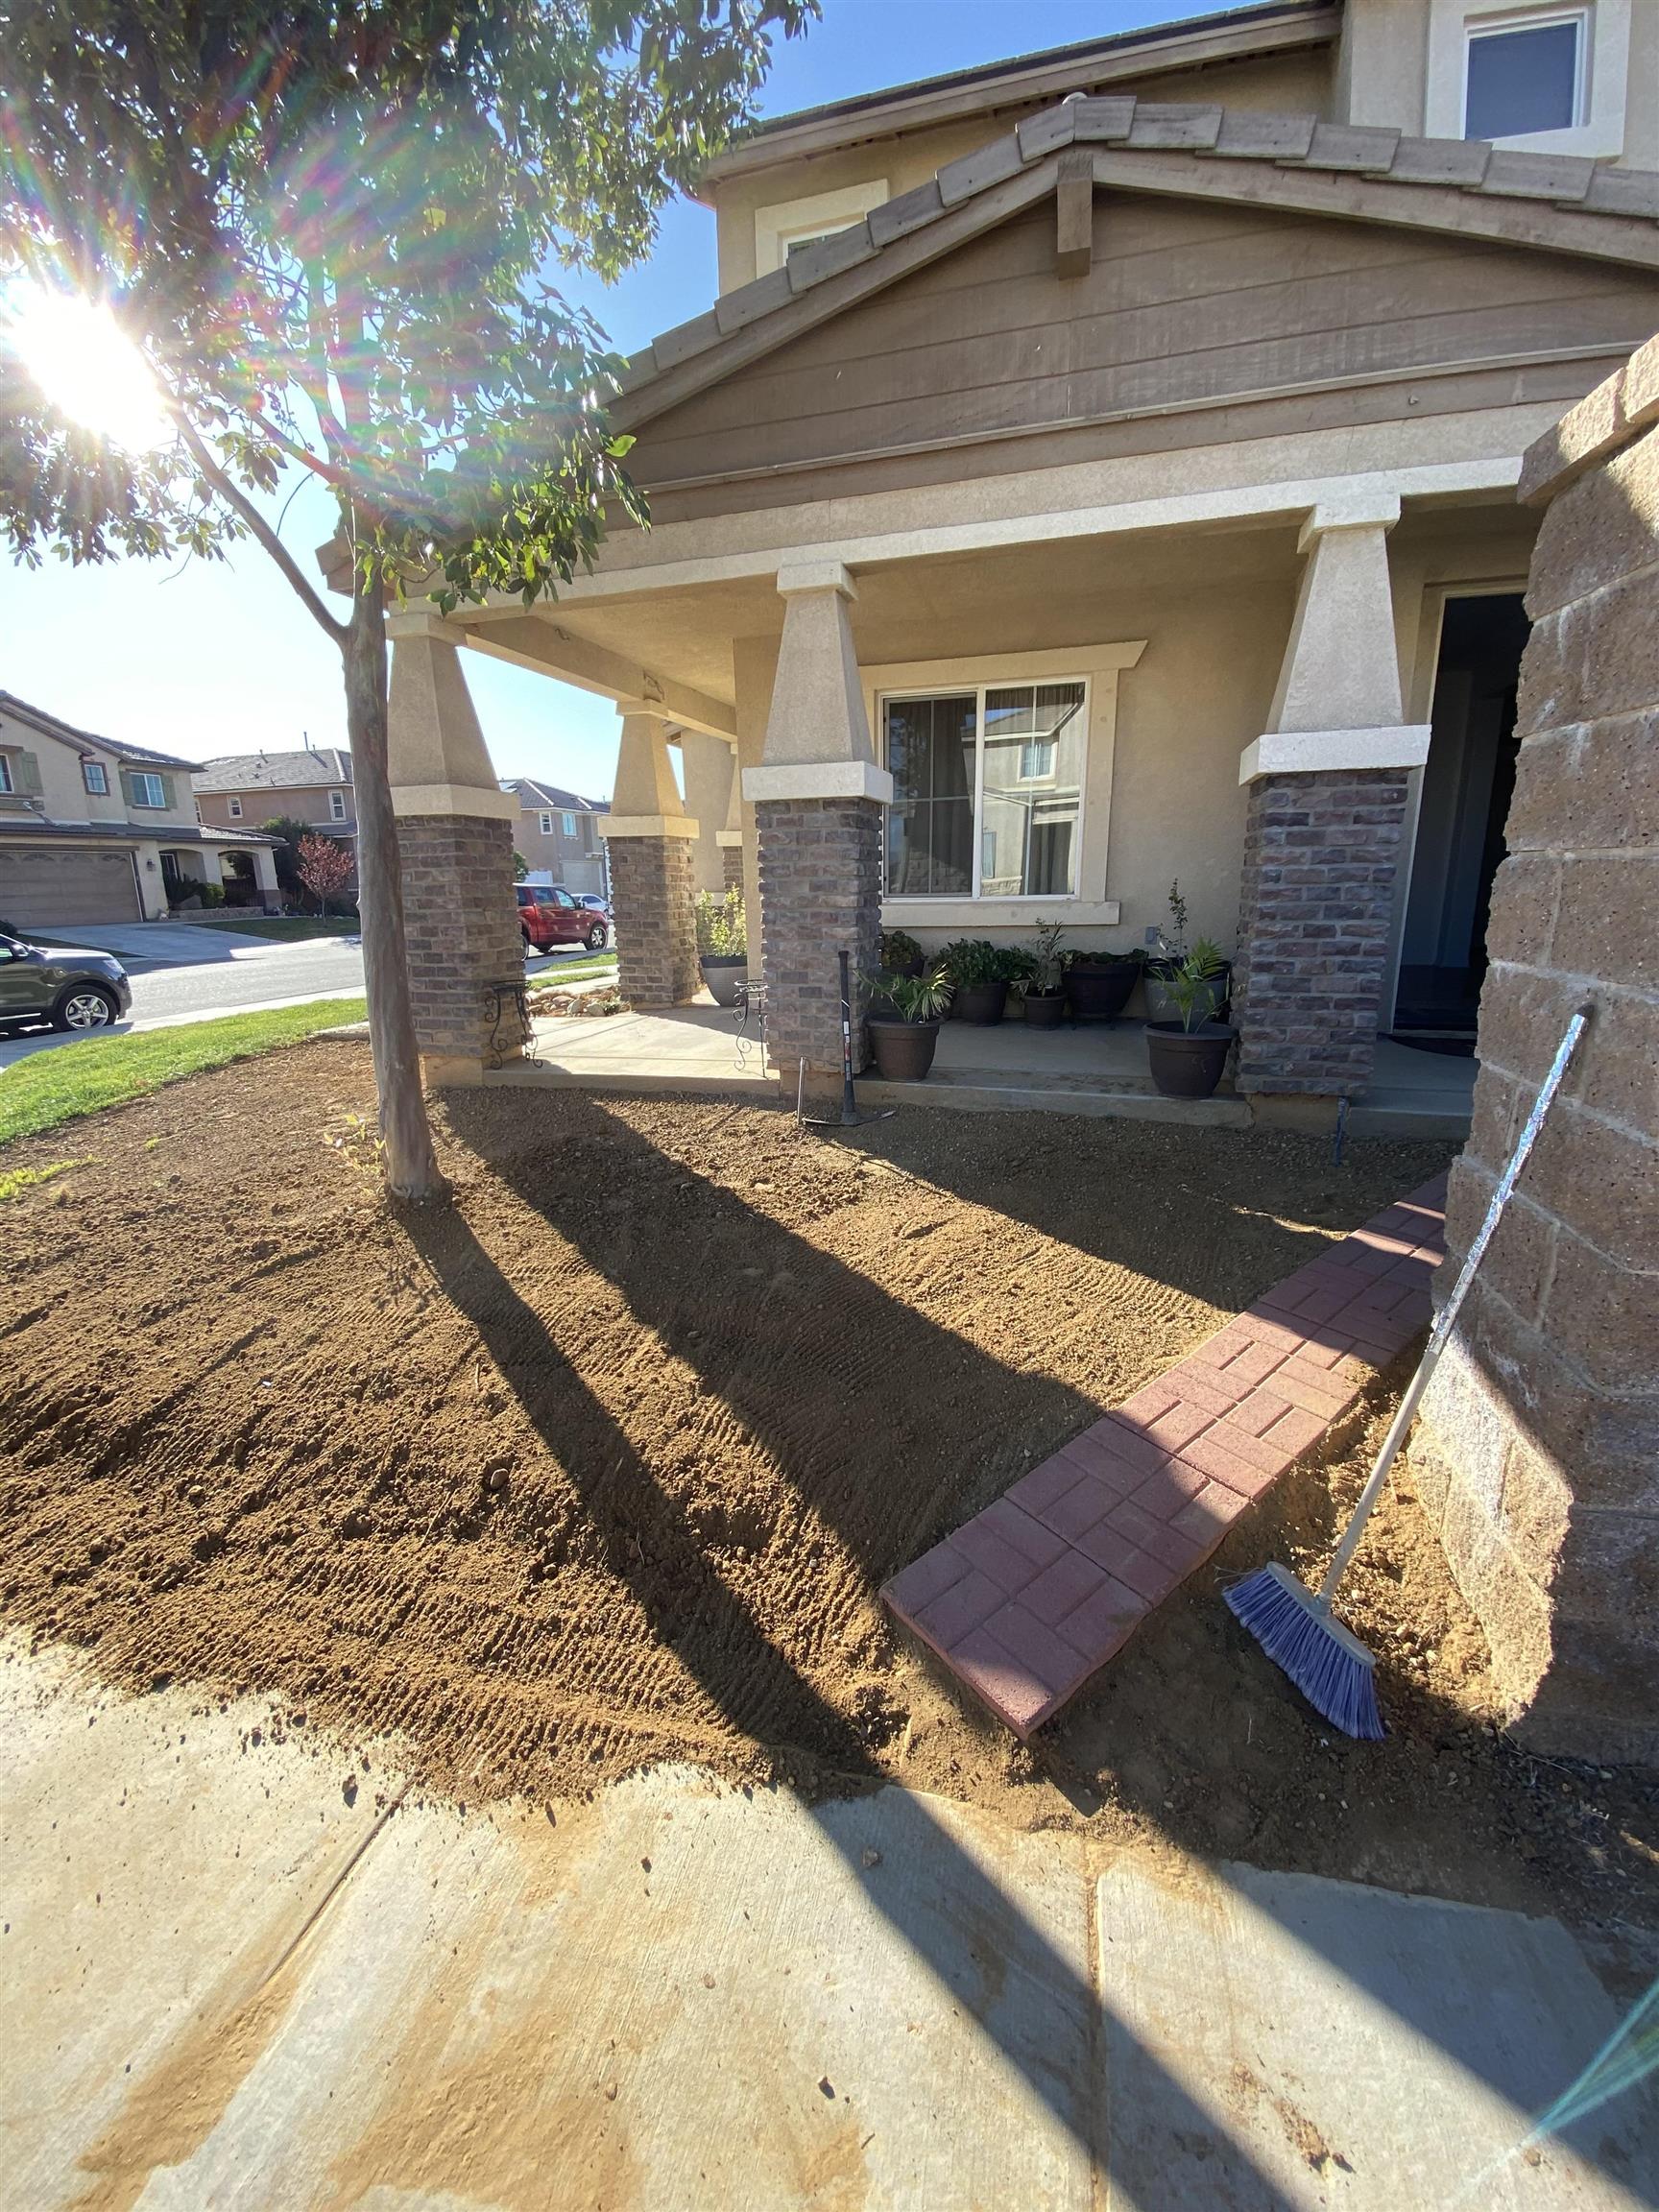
[942,938,1016,1025]
[865,962,953,1080]
[1064,943,1143,1022]
[694,888,748,1008]
[868,926,926,1020]
[1144,880,1232,1024]
[1022,919,1068,1029]
[1144,939,1237,1098]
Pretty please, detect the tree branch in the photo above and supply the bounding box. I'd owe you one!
[176,413,348,645]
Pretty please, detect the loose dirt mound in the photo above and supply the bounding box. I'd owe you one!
[2,1043,1653,1939]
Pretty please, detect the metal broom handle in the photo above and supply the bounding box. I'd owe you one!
[1314,1003,1593,1610]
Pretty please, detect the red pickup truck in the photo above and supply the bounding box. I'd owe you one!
[517,884,610,952]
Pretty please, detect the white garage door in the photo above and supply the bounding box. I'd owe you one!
[0,846,142,927]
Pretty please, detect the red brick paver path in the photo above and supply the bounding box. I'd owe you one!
[882,1177,1448,1739]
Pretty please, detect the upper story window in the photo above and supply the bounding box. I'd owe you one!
[539,810,554,835]
[1465,10,1585,136]
[754,180,888,278]
[329,789,347,821]
[83,759,109,796]
[0,755,12,795]
[227,794,242,818]
[561,810,577,838]
[130,771,167,808]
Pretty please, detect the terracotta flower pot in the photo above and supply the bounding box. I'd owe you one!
[867,1018,941,1080]
[699,953,746,1008]
[1065,958,1140,1022]
[1144,1020,1237,1099]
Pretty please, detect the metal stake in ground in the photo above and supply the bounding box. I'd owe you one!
[1225,1002,1594,1740]
[799,950,894,1131]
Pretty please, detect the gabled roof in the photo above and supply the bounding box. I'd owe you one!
[619,97,1659,427]
[0,689,196,770]
[507,778,608,813]
[702,2,1339,181]
[192,748,353,793]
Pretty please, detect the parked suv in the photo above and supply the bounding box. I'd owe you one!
[0,929,132,1031]
[516,884,610,953]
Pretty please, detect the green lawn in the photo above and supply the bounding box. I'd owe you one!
[0,997,368,1147]
[183,915,360,941]
[527,952,618,987]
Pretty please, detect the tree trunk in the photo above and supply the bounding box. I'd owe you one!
[341,570,445,1203]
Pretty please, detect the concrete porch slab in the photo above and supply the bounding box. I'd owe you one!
[498,1000,778,1096]
[1097,1858,1659,2208]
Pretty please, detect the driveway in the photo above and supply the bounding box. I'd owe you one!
[0,927,602,1068]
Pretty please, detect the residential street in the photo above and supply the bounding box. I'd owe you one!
[0,923,598,1068]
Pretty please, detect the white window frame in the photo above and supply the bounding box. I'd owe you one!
[863,642,1145,928]
[1463,7,1587,135]
[539,810,554,835]
[329,789,347,821]
[1426,0,1628,157]
[83,759,109,796]
[754,180,888,278]
[130,771,166,809]
[561,810,577,838]
[0,754,12,794]
[227,794,243,818]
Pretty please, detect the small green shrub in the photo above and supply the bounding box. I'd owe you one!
[878,927,924,971]
[694,887,746,957]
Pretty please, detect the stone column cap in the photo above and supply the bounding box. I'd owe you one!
[391,782,518,821]
[744,761,894,805]
[776,560,856,599]
[715,829,744,849]
[1297,493,1402,551]
[604,813,701,838]
[1238,727,1431,782]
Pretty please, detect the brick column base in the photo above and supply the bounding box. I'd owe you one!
[721,843,744,896]
[397,813,523,1077]
[756,796,882,1077]
[1232,767,1407,1098]
[608,835,698,1007]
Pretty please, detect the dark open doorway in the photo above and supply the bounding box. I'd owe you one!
[1393,591,1529,1039]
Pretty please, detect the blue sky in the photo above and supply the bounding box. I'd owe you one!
[3,1,1185,796]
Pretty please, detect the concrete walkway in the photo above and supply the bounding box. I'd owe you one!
[3,1640,1654,2208]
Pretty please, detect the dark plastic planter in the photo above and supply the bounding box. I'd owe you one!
[699,953,747,1008]
[1065,958,1140,1022]
[1144,1020,1237,1099]
[867,1018,941,1081]
[952,979,1008,1026]
[1022,990,1066,1029]
[1143,962,1232,1026]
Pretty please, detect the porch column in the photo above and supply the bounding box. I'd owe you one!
[251,845,281,915]
[742,563,889,1083]
[715,761,745,897]
[1232,497,1431,1111]
[604,710,699,1007]
[387,613,523,1085]
[680,728,736,898]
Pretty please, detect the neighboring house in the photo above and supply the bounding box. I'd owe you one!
[504,778,610,898]
[0,691,280,926]
[395,0,1659,1104]
[192,749,358,890]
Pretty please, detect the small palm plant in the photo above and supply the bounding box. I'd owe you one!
[881,963,953,1022]
[1162,938,1228,1031]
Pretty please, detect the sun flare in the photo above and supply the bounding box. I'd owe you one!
[3,285,174,454]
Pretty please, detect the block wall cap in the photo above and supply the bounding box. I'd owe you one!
[744,761,895,805]
[1239,726,1432,781]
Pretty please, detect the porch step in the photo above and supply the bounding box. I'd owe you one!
[855,1074,1251,1125]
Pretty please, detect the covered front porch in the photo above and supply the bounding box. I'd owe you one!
[380,454,1530,1132]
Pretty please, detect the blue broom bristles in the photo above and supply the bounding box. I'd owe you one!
[1225,1562,1385,1742]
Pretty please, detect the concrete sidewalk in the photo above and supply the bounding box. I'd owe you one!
[3,1640,1653,2209]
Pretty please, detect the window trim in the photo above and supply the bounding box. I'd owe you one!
[130,770,167,809]
[561,810,577,838]
[227,794,243,818]
[754,180,888,278]
[0,754,12,795]
[83,759,110,796]
[329,789,347,822]
[1425,0,1627,158]
[539,810,554,835]
[1461,6,1587,137]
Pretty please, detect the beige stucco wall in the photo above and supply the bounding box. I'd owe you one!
[0,708,199,835]
[197,786,351,832]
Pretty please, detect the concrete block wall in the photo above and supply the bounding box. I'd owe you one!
[1409,338,1659,1762]
[756,797,882,1079]
[608,836,698,1008]
[1232,768,1408,1097]
[397,814,523,1065]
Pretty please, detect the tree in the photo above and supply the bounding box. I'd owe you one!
[259,815,313,902]
[0,0,812,1198]
[512,850,529,883]
[297,831,356,915]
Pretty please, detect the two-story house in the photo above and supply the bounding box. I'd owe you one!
[386,0,1659,1112]
[192,749,359,893]
[0,690,280,926]
[504,778,610,897]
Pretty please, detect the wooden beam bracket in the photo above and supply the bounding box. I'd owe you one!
[1056,148,1094,278]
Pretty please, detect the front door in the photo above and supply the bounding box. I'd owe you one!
[1393,593,1529,1038]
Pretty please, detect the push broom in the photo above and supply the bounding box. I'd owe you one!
[1225,1003,1592,1741]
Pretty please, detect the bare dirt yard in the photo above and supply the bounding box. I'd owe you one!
[3,1039,1655,1955]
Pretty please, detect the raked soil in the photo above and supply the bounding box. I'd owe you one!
[2,1041,1654,1954]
